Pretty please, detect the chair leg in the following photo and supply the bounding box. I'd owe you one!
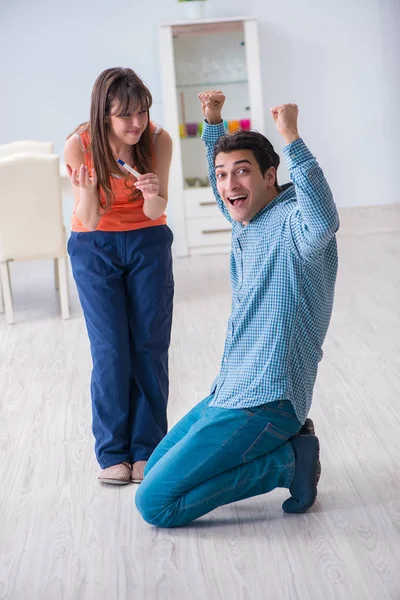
[57,257,70,319]
[7,261,12,298]
[54,258,59,290]
[0,261,14,324]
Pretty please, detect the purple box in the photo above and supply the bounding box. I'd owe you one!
[186,123,198,137]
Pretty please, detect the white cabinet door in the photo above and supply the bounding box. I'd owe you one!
[159,17,263,257]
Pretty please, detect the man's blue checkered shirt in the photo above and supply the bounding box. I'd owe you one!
[202,121,339,424]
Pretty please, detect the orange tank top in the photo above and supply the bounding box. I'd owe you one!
[71,122,167,232]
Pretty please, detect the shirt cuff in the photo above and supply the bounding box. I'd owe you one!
[282,138,315,170]
[201,120,226,143]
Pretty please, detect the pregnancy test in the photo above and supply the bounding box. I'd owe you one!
[117,159,141,178]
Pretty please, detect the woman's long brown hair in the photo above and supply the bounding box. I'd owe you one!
[72,67,154,212]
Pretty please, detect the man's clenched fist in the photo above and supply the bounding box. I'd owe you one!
[271,104,300,145]
[198,90,226,125]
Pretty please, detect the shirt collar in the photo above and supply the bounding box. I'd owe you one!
[234,183,294,239]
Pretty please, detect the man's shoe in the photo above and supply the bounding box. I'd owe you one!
[299,417,315,436]
[282,435,321,514]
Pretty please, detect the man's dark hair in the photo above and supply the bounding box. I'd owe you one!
[213,130,281,190]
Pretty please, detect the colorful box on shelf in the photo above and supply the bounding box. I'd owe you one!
[186,122,198,137]
[227,119,251,132]
[179,122,203,138]
[240,118,251,130]
[179,119,251,139]
[228,120,240,132]
[179,123,186,139]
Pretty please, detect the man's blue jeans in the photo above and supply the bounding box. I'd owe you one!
[135,396,301,527]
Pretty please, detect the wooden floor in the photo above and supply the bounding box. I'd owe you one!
[1,230,400,600]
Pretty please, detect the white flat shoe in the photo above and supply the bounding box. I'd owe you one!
[99,462,131,485]
[131,460,147,483]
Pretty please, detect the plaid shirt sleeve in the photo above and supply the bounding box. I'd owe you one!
[201,120,234,224]
[283,139,340,261]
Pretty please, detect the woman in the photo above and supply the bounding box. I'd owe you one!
[65,67,174,485]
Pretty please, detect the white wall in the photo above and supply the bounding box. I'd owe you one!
[0,0,399,208]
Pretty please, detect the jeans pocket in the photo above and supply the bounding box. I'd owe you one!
[242,422,294,463]
[242,400,298,422]
[166,225,174,245]
[201,394,213,415]
[67,231,82,257]
[67,233,73,256]
[159,285,174,342]
[241,405,266,418]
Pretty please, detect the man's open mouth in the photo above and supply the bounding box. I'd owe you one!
[227,195,248,207]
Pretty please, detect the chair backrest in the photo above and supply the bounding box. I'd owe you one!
[0,140,53,159]
[0,153,66,261]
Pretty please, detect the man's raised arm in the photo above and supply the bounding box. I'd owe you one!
[272,104,340,260]
[199,90,233,224]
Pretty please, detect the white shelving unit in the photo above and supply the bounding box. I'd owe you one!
[159,17,264,257]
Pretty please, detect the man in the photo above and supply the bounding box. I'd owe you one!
[135,91,339,528]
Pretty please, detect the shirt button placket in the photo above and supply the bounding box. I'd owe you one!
[236,244,243,288]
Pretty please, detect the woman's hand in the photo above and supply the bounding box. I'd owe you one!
[135,173,159,200]
[66,164,98,190]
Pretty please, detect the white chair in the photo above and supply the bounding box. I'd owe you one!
[0,140,61,300]
[0,140,53,159]
[0,153,70,324]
